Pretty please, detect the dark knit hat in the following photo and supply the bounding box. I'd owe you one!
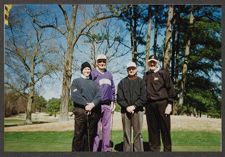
[81,62,92,72]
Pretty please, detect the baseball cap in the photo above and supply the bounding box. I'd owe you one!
[96,54,107,60]
[127,61,137,68]
[148,55,158,63]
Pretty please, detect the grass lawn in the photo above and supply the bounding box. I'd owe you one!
[4,130,221,152]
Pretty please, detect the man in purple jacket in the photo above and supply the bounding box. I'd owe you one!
[92,54,116,152]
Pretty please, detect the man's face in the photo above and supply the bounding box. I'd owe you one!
[97,59,106,70]
[148,60,157,71]
[82,67,91,77]
[127,67,137,76]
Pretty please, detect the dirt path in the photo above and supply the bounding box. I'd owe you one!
[4,112,221,132]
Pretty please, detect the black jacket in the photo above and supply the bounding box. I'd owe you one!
[144,69,176,104]
[117,76,146,113]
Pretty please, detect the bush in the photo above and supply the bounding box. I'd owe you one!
[47,98,60,117]
[33,95,47,112]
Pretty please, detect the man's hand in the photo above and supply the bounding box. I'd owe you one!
[110,102,116,113]
[126,105,136,114]
[85,102,95,112]
[165,104,172,115]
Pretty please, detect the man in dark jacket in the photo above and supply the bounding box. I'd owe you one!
[144,55,175,152]
[71,62,101,152]
[117,61,146,152]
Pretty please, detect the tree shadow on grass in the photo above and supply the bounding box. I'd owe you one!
[4,121,50,127]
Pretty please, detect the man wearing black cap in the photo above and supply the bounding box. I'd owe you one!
[144,55,175,152]
[71,62,101,151]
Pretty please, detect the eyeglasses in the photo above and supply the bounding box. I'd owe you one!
[97,60,106,63]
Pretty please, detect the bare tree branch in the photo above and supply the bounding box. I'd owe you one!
[34,21,66,36]
[72,15,116,48]
[58,4,70,31]
[70,5,78,31]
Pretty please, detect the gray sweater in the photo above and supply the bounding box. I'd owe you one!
[71,77,101,107]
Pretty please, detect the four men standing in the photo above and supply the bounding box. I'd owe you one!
[71,54,175,152]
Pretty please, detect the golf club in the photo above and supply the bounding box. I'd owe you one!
[130,111,134,152]
[86,111,90,151]
[110,110,114,151]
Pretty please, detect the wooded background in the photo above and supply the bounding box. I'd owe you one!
[4,4,221,123]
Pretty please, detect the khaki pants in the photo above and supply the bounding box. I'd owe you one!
[121,111,144,152]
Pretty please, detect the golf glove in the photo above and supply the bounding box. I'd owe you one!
[85,102,95,112]
[126,105,135,114]
[111,102,116,113]
[165,104,172,115]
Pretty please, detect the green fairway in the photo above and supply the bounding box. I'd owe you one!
[4,130,221,152]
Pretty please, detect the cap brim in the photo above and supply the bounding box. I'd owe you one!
[127,66,136,68]
[97,58,107,60]
[148,59,158,62]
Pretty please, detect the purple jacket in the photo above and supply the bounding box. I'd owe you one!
[91,68,115,104]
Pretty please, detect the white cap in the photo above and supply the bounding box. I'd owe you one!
[127,61,137,68]
[96,54,107,60]
[148,55,158,63]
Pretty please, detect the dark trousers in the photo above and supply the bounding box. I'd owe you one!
[72,106,100,152]
[145,99,172,152]
[121,111,144,152]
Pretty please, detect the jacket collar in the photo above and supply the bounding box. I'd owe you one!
[81,74,90,79]
[96,67,106,74]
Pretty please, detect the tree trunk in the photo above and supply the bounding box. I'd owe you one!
[26,88,34,124]
[175,6,181,84]
[171,6,180,80]
[173,6,181,115]
[59,45,73,121]
[175,27,180,84]
[153,6,159,56]
[59,5,77,121]
[133,5,137,64]
[163,5,174,70]
[129,5,134,62]
[91,40,97,67]
[171,19,176,79]
[26,50,36,124]
[179,9,194,106]
[129,5,138,64]
[145,5,152,71]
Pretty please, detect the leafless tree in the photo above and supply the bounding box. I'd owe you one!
[5,8,59,123]
[33,5,116,121]
[79,19,130,75]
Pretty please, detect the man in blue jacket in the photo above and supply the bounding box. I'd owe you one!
[71,62,101,151]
